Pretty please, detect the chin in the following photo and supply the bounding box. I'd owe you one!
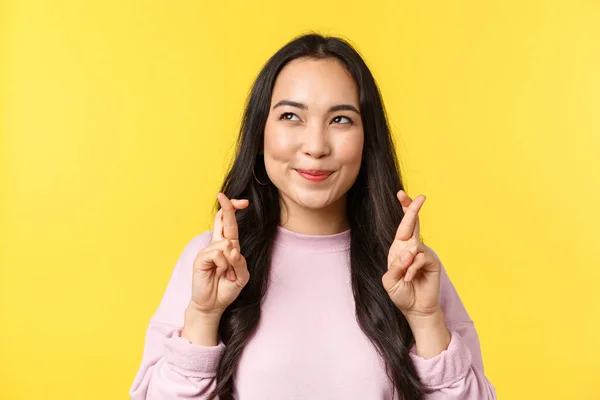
[292,192,338,210]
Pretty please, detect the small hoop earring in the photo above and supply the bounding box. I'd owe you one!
[253,166,270,186]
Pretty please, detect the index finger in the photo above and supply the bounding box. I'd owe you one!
[217,192,240,240]
[394,192,425,241]
[211,208,224,242]
[397,190,423,240]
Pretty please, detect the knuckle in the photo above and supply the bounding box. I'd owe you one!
[414,254,426,266]
[195,249,209,261]
[192,257,202,271]
[208,249,221,259]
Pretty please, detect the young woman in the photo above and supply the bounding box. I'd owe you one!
[130,33,496,400]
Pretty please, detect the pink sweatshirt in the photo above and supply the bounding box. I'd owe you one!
[130,226,496,399]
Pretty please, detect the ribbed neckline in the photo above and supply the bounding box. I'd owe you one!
[273,225,351,253]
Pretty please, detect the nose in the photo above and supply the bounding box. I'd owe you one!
[301,122,330,159]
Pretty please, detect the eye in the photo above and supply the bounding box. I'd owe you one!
[332,115,353,124]
[280,112,300,121]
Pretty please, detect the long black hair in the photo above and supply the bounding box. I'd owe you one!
[210,33,422,400]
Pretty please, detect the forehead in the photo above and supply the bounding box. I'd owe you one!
[271,57,359,106]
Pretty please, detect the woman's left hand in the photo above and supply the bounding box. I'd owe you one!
[382,190,443,321]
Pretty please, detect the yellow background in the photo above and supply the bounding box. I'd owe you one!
[2,1,599,399]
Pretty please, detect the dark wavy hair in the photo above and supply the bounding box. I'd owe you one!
[209,33,422,399]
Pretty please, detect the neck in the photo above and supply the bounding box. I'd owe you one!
[279,195,349,235]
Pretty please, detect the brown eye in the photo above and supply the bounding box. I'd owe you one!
[332,116,352,124]
[280,112,300,121]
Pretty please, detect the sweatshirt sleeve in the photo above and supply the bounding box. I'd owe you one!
[409,246,497,399]
[129,231,226,400]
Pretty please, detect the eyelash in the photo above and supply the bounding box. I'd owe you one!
[279,113,353,125]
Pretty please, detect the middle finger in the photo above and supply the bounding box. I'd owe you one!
[395,193,426,241]
[217,192,239,240]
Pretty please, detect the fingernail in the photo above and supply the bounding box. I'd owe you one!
[404,271,411,281]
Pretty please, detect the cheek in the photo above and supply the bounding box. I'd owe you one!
[335,133,364,167]
[264,123,297,161]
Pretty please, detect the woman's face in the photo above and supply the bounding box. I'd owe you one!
[263,57,364,214]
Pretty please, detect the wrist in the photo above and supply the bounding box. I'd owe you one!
[405,306,445,331]
[407,308,451,359]
[181,306,222,346]
[185,304,223,323]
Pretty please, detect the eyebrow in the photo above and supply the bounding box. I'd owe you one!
[272,100,360,115]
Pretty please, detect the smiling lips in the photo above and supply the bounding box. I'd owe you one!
[295,169,333,182]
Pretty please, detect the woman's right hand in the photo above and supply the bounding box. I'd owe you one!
[187,193,251,320]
